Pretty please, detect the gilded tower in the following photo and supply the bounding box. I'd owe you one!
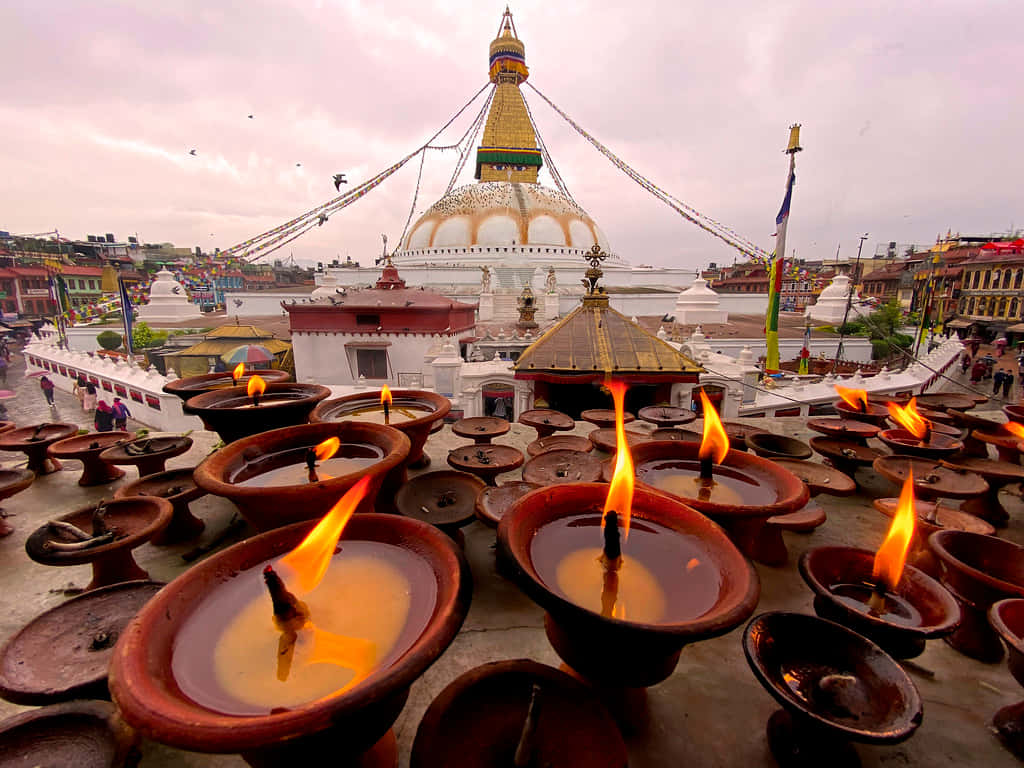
[475,8,543,184]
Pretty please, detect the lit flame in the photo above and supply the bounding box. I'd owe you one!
[314,437,341,462]
[280,476,371,593]
[887,397,928,440]
[232,362,244,384]
[835,385,868,411]
[247,374,267,399]
[603,380,634,539]
[871,469,916,592]
[380,385,393,408]
[1006,422,1024,440]
[697,389,729,465]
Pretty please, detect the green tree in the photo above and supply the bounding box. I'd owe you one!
[95,330,123,351]
[131,322,167,349]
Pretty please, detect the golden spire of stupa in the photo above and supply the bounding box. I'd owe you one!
[475,8,542,184]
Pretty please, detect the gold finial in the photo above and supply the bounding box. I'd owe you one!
[584,244,609,295]
[786,124,803,154]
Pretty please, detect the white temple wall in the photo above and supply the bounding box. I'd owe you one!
[292,332,453,387]
[714,294,771,314]
[689,337,874,364]
[223,292,310,316]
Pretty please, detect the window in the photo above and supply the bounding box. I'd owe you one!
[89,280,96,289]
[1003,272,1012,289]
[355,348,387,379]
[356,314,380,326]
[982,272,990,289]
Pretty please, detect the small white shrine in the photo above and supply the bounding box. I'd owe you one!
[137,268,203,325]
[805,274,859,325]
[673,278,728,325]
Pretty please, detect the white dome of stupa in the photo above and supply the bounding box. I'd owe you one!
[137,268,202,324]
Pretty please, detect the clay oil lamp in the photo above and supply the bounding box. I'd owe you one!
[114,467,208,544]
[941,408,1004,457]
[1005,403,1024,423]
[650,427,701,442]
[475,481,540,528]
[872,497,994,578]
[872,455,988,511]
[526,434,593,457]
[988,598,1024,758]
[109,478,471,766]
[637,405,697,428]
[914,392,976,412]
[763,460,856,556]
[522,449,604,485]
[807,417,879,446]
[833,384,890,426]
[310,386,450,470]
[447,444,524,486]
[928,529,1024,662]
[722,421,769,453]
[745,432,813,461]
[939,455,1024,528]
[0,700,137,768]
[25,497,173,591]
[163,365,291,402]
[0,580,163,705]
[183,375,332,444]
[410,659,627,768]
[394,469,486,545]
[877,397,963,459]
[99,434,193,478]
[0,421,15,435]
[0,422,78,475]
[0,468,34,538]
[810,436,887,482]
[630,390,808,564]
[971,425,1024,464]
[588,426,651,454]
[194,422,410,530]
[799,472,961,659]
[497,380,760,687]
[580,408,634,429]
[48,431,133,486]
[742,612,923,768]
[518,408,575,439]
[451,415,510,445]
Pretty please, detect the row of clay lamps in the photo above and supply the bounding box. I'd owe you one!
[446,417,523,486]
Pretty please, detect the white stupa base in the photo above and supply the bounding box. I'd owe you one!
[675,308,728,325]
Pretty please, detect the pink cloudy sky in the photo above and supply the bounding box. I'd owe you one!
[1,0,1021,270]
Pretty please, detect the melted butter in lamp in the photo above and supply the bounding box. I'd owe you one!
[207,551,411,711]
[340,403,430,425]
[652,474,747,506]
[555,549,666,622]
[237,456,378,487]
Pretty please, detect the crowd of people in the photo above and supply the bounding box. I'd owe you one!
[37,374,132,432]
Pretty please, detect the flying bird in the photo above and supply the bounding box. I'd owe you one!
[333,173,348,191]
[247,114,254,119]
[188,149,197,156]
[295,163,302,167]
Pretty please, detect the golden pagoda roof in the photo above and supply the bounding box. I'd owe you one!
[513,294,703,379]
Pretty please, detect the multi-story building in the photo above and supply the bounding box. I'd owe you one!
[955,240,1024,326]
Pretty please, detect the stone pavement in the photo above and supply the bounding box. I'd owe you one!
[0,354,1023,766]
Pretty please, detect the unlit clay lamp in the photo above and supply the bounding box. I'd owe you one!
[914,392,975,411]
[743,611,923,768]
[526,434,593,457]
[194,421,410,531]
[395,470,485,544]
[722,421,769,453]
[183,380,331,444]
[809,437,886,483]
[939,456,1024,528]
[745,432,813,461]
[0,468,34,538]
[521,449,604,485]
[110,483,471,768]
[929,530,1024,662]
[0,699,137,768]
[580,408,634,429]
[451,416,510,445]
[637,405,697,428]
[799,473,961,659]
[475,481,540,528]
[0,422,78,475]
[807,417,879,446]
[873,497,994,578]
[517,408,575,439]
[971,427,1024,464]
[988,598,1024,759]
[833,384,890,427]
[163,368,291,402]
[630,393,808,565]
[99,435,193,479]
[587,427,650,454]
[0,580,163,705]
[941,408,1004,458]
[25,497,173,591]
[650,427,701,443]
[114,467,208,545]
[48,431,132,486]
[447,444,524,486]
[310,388,450,470]
[1005,404,1024,423]
[872,455,988,508]
[410,659,627,768]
